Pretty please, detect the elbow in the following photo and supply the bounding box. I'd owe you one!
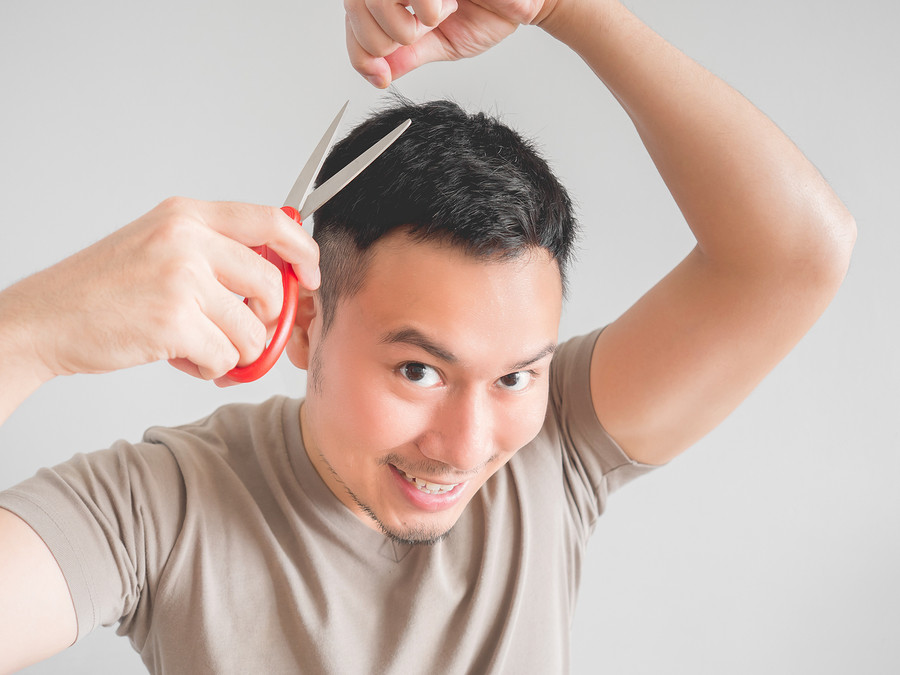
[803,203,856,296]
[822,205,856,282]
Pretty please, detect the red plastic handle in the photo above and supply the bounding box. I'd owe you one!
[226,206,302,383]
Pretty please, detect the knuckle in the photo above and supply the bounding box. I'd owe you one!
[244,251,283,303]
[393,24,416,46]
[206,338,239,379]
[156,302,194,349]
[347,48,371,72]
[152,215,198,250]
[247,318,267,354]
[226,300,266,354]
[162,258,202,292]
[307,238,321,266]
[157,195,193,216]
[150,197,211,248]
[263,261,284,300]
[203,361,233,382]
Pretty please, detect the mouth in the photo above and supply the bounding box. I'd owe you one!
[395,467,461,495]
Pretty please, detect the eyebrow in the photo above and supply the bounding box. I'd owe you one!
[379,327,557,372]
[509,343,557,371]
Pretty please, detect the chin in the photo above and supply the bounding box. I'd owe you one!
[379,523,454,547]
[360,500,460,546]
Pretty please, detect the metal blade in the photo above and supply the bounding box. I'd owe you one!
[283,100,350,212]
[299,118,411,221]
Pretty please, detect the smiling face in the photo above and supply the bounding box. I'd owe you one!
[298,229,563,544]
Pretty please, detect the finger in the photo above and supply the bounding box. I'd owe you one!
[168,357,203,378]
[346,0,403,58]
[384,30,451,81]
[198,201,320,291]
[204,234,285,326]
[268,235,319,293]
[367,1,434,46]
[213,374,241,388]
[408,0,454,28]
[345,14,394,87]
[168,312,242,380]
[172,357,254,387]
[197,278,269,368]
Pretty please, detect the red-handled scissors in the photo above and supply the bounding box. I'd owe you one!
[226,102,411,383]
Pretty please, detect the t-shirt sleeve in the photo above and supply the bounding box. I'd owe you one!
[548,328,658,535]
[0,439,186,644]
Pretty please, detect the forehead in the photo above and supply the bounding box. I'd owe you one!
[332,230,563,362]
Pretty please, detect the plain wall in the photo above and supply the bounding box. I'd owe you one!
[1,0,897,673]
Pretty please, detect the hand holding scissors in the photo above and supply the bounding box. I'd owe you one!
[226,103,410,383]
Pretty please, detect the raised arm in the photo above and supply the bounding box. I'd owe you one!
[540,1,855,463]
[344,0,856,465]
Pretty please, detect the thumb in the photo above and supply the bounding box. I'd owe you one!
[384,30,454,82]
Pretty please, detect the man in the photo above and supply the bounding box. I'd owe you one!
[0,0,855,673]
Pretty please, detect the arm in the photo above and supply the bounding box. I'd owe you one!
[0,197,320,425]
[0,198,319,669]
[0,508,75,674]
[344,0,856,465]
[542,1,856,463]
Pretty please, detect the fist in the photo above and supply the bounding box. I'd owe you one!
[344,0,555,87]
[7,197,319,383]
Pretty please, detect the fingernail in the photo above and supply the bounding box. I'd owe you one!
[366,74,386,89]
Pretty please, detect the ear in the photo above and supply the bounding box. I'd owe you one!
[286,288,318,370]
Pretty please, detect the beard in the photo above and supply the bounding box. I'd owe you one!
[306,340,466,547]
[324,456,453,546]
[354,495,453,546]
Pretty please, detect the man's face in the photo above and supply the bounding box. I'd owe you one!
[300,230,563,544]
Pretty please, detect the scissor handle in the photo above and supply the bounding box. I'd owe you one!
[226,206,302,383]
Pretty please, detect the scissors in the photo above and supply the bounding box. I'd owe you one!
[226,102,411,383]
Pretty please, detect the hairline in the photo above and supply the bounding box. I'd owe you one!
[316,226,567,335]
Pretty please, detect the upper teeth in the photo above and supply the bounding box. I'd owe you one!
[399,469,459,495]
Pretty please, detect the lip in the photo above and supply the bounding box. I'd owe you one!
[388,464,469,512]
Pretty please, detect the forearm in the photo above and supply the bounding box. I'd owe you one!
[0,282,55,425]
[540,0,855,273]
[0,198,319,426]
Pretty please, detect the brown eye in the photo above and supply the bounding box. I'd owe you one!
[400,362,441,387]
[497,372,532,391]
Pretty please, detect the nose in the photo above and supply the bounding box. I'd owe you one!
[418,386,495,474]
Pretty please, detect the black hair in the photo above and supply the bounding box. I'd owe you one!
[312,97,578,330]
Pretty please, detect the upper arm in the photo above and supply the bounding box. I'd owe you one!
[0,507,77,675]
[590,243,851,466]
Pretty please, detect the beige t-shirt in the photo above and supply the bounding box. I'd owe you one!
[0,330,655,674]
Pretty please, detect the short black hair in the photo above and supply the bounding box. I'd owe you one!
[312,97,578,330]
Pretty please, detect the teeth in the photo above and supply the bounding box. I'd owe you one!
[399,469,459,495]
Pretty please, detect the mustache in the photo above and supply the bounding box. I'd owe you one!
[378,452,497,481]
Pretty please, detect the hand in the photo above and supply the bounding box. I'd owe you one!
[2,197,319,385]
[344,0,557,87]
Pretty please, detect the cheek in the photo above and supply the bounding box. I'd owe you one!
[321,357,430,456]
[495,389,550,457]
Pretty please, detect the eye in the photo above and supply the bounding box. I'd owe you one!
[399,362,442,388]
[496,371,534,392]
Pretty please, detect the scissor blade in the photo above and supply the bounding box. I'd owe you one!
[299,118,411,222]
[283,100,350,212]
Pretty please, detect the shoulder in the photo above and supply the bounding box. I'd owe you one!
[143,395,299,455]
[141,395,302,497]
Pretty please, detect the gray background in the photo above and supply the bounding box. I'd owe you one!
[1,0,897,673]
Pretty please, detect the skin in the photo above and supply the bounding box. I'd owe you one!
[290,230,563,543]
[343,0,856,465]
[0,0,857,671]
